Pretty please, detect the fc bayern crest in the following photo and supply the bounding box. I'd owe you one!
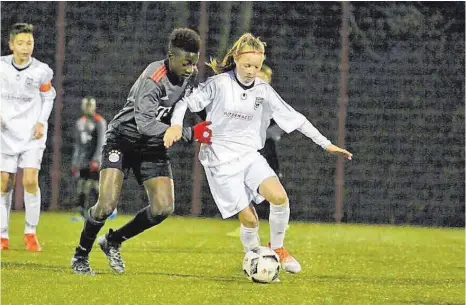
[108,150,121,163]
[254,97,264,110]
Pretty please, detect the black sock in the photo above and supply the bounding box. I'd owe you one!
[107,206,168,244]
[74,212,105,257]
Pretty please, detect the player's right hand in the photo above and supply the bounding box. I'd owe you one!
[164,125,183,148]
[33,123,45,139]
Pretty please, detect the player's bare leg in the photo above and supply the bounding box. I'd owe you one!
[23,168,41,252]
[238,205,261,252]
[227,199,290,238]
[96,179,117,220]
[72,168,124,275]
[99,176,174,274]
[82,179,97,219]
[259,176,301,273]
[0,172,15,251]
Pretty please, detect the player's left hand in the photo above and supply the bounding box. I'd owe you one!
[327,144,353,160]
[33,123,45,139]
[90,161,100,172]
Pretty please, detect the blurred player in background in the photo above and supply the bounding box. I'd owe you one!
[71,28,212,275]
[71,97,113,220]
[226,64,286,237]
[0,23,56,252]
[164,33,352,275]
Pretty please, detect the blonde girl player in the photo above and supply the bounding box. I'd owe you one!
[0,23,56,252]
[164,33,352,274]
[226,64,288,238]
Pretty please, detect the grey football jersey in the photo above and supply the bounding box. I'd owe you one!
[71,114,107,169]
[106,59,195,145]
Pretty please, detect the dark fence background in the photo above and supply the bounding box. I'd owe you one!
[1,2,464,226]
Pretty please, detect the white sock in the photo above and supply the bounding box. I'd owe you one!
[240,224,260,253]
[24,189,41,234]
[1,191,13,239]
[269,203,290,249]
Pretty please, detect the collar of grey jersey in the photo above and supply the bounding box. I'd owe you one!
[163,58,187,86]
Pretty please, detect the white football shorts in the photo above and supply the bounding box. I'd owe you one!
[1,148,45,173]
[203,151,277,219]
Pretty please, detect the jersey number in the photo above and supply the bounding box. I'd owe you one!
[155,106,172,121]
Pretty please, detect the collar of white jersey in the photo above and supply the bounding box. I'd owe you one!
[233,68,255,90]
[11,56,32,71]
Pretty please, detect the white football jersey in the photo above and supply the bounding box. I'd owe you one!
[172,70,331,167]
[0,55,55,154]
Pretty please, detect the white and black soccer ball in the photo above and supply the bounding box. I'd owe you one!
[242,246,281,283]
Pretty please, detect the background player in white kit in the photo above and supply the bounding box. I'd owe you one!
[164,33,352,275]
[0,23,56,252]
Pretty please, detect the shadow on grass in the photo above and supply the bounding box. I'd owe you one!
[2,261,65,272]
[396,301,463,305]
[313,274,465,286]
[2,261,245,283]
[98,269,245,282]
[125,247,242,254]
[5,262,462,288]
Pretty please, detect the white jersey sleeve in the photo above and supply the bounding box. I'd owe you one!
[266,85,332,150]
[171,77,217,126]
[38,65,56,124]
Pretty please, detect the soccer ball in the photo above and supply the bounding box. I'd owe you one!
[242,246,281,283]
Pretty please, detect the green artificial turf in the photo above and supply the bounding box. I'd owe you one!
[1,212,464,305]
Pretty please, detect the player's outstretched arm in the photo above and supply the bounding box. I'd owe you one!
[265,86,352,160]
[326,144,353,160]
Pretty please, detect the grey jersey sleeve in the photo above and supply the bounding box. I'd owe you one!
[134,77,167,136]
[71,121,80,167]
[134,77,193,141]
[92,118,107,163]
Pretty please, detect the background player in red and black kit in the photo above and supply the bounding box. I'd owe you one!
[71,97,107,220]
[71,28,212,275]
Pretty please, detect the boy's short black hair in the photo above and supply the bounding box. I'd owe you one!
[168,28,201,53]
[9,23,34,40]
